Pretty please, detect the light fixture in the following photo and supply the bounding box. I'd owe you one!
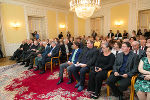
[59,24,66,29]
[70,0,101,19]
[10,22,21,28]
[115,21,123,26]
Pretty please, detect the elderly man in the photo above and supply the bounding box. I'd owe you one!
[106,42,140,100]
[132,41,146,59]
[38,41,59,74]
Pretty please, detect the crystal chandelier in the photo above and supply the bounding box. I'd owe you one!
[70,0,101,19]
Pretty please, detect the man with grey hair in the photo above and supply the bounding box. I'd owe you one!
[131,41,146,59]
[38,41,60,74]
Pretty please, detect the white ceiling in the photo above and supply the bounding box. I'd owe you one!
[13,0,123,10]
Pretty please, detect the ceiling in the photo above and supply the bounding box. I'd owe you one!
[13,0,123,10]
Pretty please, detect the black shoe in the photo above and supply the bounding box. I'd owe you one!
[24,63,29,67]
[34,67,39,71]
[67,79,74,84]
[57,79,63,85]
[28,66,33,70]
[39,71,45,74]
[92,93,100,99]
[20,62,25,65]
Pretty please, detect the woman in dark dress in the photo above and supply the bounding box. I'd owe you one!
[87,42,115,99]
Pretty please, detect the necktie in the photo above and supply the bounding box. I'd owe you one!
[71,49,78,63]
[136,50,137,54]
[142,47,144,50]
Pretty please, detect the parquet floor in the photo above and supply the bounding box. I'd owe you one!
[0,57,16,66]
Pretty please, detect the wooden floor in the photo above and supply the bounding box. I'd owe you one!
[0,57,16,67]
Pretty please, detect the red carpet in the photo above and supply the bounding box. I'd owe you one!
[4,66,91,100]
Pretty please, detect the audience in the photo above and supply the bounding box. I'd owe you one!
[9,28,150,100]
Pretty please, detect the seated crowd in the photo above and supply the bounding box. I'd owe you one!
[9,29,150,100]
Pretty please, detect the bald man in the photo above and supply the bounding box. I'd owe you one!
[131,41,146,59]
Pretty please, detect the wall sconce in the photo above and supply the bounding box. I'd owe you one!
[59,24,66,29]
[115,21,123,26]
[10,22,21,28]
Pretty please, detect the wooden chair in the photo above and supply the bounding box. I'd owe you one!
[130,75,138,100]
[106,73,138,100]
[106,70,112,96]
[45,51,61,72]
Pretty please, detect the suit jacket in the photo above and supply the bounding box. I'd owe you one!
[67,42,73,53]
[133,49,146,59]
[115,33,122,37]
[42,46,51,57]
[107,33,114,38]
[50,46,60,57]
[78,47,98,67]
[113,51,140,77]
[23,43,30,51]
[69,48,82,64]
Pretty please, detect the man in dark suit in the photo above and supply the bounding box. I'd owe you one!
[115,30,122,40]
[58,32,63,39]
[20,40,39,66]
[106,42,140,100]
[91,30,97,40]
[107,30,114,38]
[132,41,146,59]
[38,41,60,74]
[140,40,147,51]
[57,42,82,85]
[9,40,26,60]
[67,31,71,39]
[27,42,45,70]
[34,42,51,71]
[70,40,98,92]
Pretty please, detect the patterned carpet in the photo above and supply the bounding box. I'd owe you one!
[0,64,137,100]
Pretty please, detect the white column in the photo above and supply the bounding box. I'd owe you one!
[74,13,78,37]
[56,12,59,35]
[85,18,91,36]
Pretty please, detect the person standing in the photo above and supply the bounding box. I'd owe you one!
[58,32,63,39]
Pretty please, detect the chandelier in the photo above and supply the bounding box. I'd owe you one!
[70,0,101,19]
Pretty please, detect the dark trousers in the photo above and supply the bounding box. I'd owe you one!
[88,70,108,95]
[106,73,131,96]
[38,56,51,71]
[12,49,23,59]
[59,62,74,79]
[71,66,90,86]
[25,52,38,66]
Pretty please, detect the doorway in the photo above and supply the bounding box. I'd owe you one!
[138,10,150,32]
[90,16,104,36]
[28,16,46,40]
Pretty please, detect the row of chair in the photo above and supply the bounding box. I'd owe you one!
[43,51,137,100]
